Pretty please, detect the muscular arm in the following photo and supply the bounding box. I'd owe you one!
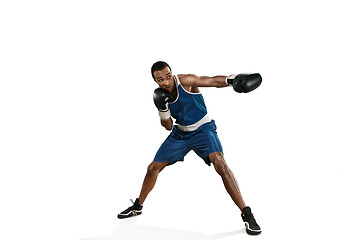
[178,74,228,88]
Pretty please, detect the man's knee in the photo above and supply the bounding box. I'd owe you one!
[209,152,228,175]
[147,161,167,175]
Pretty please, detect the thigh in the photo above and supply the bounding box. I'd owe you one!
[190,121,223,165]
[153,135,190,166]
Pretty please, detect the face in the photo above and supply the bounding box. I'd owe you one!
[153,67,175,92]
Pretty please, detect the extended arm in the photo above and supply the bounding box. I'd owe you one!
[179,74,228,88]
[180,73,262,93]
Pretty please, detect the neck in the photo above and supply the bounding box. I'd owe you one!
[169,79,177,102]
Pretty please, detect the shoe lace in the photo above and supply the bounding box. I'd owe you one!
[243,212,257,225]
[121,199,136,213]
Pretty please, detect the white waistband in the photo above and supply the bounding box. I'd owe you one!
[176,114,211,132]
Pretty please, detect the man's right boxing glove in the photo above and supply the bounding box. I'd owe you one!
[153,88,171,120]
[226,73,262,93]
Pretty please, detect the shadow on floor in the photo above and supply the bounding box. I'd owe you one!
[79,217,245,240]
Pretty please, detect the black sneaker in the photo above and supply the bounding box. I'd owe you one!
[241,206,262,235]
[117,198,143,219]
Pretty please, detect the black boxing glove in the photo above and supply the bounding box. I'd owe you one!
[226,73,262,93]
[153,88,171,120]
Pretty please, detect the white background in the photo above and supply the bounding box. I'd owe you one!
[1,1,359,240]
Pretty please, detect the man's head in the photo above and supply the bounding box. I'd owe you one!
[151,61,175,91]
[151,61,172,79]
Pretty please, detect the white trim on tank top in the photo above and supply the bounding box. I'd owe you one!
[176,113,211,132]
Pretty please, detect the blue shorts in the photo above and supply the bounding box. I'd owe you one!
[154,120,223,166]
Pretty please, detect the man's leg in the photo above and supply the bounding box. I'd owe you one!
[208,151,246,211]
[209,151,261,235]
[138,161,168,205]
[117,161,168,219]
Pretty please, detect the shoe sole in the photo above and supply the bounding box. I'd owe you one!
[245,222,262,235]
[117,210,142,219]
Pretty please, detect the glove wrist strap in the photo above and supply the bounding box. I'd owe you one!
[226,74,238,85]
[158,109,171,120]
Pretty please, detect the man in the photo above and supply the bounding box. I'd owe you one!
[117,61,262,235]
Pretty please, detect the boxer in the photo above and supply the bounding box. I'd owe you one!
[117,61,262,235]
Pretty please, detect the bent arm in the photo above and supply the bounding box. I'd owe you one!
[161,118,173,131]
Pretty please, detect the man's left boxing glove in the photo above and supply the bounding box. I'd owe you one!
[226,73,262,93]
[153,88,171,120]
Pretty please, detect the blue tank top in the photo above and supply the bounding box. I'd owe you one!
[168,76,208,126]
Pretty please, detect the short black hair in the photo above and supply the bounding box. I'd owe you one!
[151,61,172,80]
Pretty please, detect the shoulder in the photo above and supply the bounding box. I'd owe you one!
[177,74,199,85]
[177,74,200,93]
